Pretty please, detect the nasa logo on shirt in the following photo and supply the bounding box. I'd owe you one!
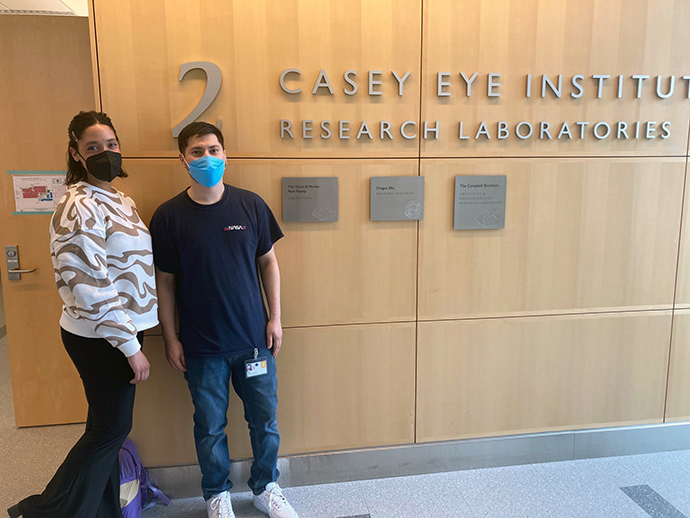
[224,225,247,231]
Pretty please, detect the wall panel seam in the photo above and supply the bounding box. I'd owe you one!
[416,0,425,162]
[664,150,690,421]
[417,308,676,324]
[419,155,687,160]
[413,0,426,445]
[90,0,103,111]
[142,308,676,336]
[282,320,417,330]
[120,155,688,161]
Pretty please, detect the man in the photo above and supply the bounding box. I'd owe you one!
[149,122,298,518]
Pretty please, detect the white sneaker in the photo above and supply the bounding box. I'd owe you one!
[253,482,299,518]
[206,490,236,518]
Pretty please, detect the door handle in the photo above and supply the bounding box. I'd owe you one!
[5,245,36,281]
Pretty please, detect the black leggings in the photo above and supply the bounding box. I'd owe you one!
[17,328,143,518]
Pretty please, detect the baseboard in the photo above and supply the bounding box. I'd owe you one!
[147,421,690,499]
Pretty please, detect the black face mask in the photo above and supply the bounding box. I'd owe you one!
[82,150,122,182]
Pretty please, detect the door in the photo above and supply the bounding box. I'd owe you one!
[0,16,95,426]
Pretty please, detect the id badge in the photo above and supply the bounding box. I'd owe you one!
[245,348,268,378]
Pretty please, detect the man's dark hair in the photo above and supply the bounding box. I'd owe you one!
[177,122,225,154]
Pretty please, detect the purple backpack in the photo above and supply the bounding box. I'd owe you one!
[119,438,171,517]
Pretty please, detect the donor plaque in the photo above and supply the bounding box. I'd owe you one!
[370,176,424,221]
[454,175,507,230]
[282,177,338,223]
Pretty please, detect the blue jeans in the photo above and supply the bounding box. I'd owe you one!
[184,349,280,499]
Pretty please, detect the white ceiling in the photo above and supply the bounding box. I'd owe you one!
[0,0,88,16]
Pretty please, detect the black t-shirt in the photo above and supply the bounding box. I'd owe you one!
[149,184,284,357]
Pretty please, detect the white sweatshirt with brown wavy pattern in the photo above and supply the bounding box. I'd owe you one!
[50,182,158,357]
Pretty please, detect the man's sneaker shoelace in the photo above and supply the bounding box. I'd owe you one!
[209,493,233,518]
[267,485,290,511]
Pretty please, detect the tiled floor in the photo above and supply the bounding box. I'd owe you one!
[138,453,690,518]
[137,453,690,518]
[1,280,689,517]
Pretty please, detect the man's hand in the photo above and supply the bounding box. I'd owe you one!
[266,318,283,358]
[127,350,151,384]
[165,337,187,372]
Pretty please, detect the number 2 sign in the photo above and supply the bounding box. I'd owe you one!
[172,61,223,138]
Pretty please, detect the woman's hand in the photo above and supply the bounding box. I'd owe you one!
[127,350,150,384]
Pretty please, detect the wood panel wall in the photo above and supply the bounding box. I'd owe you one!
[421,0,690,157]
[84,0,690,467]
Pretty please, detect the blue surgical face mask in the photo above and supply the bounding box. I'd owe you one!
[185,155,225,188]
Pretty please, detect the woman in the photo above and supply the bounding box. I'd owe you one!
[8,111,158,518]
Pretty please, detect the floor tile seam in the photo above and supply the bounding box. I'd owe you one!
[524,462,563,501]
[517,464,593,510]
[454,464,562,515]
[616,455,690,486]
[0,432,22,462]
[637,476,690,501]
[529,461,583,504]
[0,424,18,436]
[359,472,473,515]
[569,486,660,508]
[445,469,487,515]
[652,454,690,478]
[444,469,474,514]
[344,479,372,517]
[616,454,658,477]
[610,455,647,486]
[292,481,370,517]
[535,457,648,490]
